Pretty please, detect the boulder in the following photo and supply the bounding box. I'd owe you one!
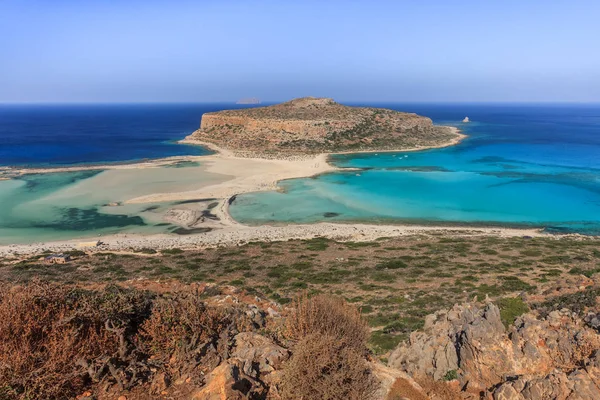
[191,333,288,399]
[231,332,289,382]
[493,370,600,400]
[389,302,600,393]
[191,361,265,400]
[369,361,428,400]
[388,303,506,385]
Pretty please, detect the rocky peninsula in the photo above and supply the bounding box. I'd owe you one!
[184,97,463,156]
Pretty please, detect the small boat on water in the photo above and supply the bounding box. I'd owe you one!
[462,116,470,123]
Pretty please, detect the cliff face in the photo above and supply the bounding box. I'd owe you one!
[187,97,458,154]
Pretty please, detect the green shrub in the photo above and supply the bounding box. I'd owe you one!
[443,369,458,381]
[497,297,529,328]
[500,275,535,292]
[569,267,600,278]
[303,237,330,251]
[535,287,600,317]
[375,259,408,270]
[136,248,157,254]
[369,330,404,355]
[161,248,184,255]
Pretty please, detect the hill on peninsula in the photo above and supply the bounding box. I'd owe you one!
[186,97,461,154]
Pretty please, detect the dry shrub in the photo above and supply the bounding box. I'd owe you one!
[280,334,378,400]
[140,291,251,377]
[0,281,261,399]
[285,293,369,352]
[0,281,153,399]
[0,281,80,398]
[386,377,429,400]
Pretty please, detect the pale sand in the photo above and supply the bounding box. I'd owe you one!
[125,148,336,205]
[5,155,210,175]
[0,127,563,257]
[0,223,551,257]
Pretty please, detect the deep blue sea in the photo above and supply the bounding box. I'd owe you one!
[1,103,600,244]
[0,103,257,166]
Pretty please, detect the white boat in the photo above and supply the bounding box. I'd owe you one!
[462,116,470,123]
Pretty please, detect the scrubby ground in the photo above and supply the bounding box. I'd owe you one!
[3,235,600,356]
[0,281,392,400]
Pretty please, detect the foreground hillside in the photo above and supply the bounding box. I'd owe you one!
[186,97,461,155]
[2,234,600,399]
[2,280,600,399]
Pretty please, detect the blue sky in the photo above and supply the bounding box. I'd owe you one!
[1,0,599,103]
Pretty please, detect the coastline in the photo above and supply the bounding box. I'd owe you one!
[0,125,558,257]
[1,126,465,178]
[0,154,212,178]
[331,127,467,155]
[0,222,551,257]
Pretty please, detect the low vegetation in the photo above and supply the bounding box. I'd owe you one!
[4,235,599,355]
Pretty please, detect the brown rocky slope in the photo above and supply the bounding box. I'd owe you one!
[3,278,600,399]
[186,97,460,155]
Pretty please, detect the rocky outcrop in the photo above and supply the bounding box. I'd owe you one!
[191,332,289,399]
[187,97,460,154]
[493,363,600,400]
[389,302,600,398]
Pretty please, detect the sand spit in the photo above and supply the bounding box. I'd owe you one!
[3,155,210,177]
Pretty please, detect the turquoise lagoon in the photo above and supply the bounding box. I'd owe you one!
[0,165,229,244]
[230,104,600,234]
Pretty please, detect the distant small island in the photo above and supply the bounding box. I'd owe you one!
[185,97,463,155]
[236,97,261,104]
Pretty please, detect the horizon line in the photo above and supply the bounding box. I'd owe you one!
[1,100,600,106]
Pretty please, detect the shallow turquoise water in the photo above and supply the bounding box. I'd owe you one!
[0,171,147,244]
[0,164,229,244]
[230,104,600,234]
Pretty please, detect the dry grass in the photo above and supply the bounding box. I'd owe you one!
[285,292,370,353]
[416,377,463,400]
[8,235,597,358]
[385,377,429,400]
[280,334,378,400]
[0,282,377,399]
[8,235,600,359]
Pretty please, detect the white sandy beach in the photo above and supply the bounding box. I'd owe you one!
[0,222,551,257]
